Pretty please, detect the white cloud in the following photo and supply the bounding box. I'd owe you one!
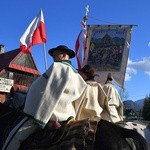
[125,66,137,81]
[145,71,150,76]
[125,73,131,81]
[125,57,150,81]
[148,41,150,47]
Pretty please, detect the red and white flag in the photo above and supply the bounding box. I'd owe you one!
[75,21,87,70]
[20,9,46,53]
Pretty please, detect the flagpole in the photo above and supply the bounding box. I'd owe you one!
[82,5,89,67]
[83,5,89,26]
[43,44,48,70]
[75,5,90,70]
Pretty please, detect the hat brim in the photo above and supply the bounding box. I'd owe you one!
[78,69,99,77]
[48,48,75,59]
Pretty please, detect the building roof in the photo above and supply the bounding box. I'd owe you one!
[0,48,41,75]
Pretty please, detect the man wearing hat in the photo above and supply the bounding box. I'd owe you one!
[102,73,123,123]
[75,64,107,121]
[2,45,87,150]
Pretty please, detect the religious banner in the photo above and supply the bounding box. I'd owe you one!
[83,25,133,88]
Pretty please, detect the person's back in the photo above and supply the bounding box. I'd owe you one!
[75,65,107,120]
[102,73,123,123]
[24,61,87,125]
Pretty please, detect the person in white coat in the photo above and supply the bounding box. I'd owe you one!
[75,65,107,121]
[2,45,87,150]
[102,73,123,123]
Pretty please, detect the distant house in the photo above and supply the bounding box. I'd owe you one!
[0,44,41,103]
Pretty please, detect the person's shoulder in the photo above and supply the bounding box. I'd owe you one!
[52,61,70,68]
[86,80,99,86]
[61,61,78,73]
[50,62,65,68]
[53,61,70,66]
[103,82,113,88]
[53,62,77,73]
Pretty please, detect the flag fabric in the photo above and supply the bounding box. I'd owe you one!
[20,9,46,53]
[75,21,87,70]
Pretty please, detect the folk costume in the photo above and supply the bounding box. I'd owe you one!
[102,73,123,123]
[2,45,87,150]
[75,80,108,120]
[24,61,87,127]
[75,65,108,120]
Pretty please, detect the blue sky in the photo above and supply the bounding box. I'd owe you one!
[0,0,150,101]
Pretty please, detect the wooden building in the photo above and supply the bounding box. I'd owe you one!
[0,45,41,103]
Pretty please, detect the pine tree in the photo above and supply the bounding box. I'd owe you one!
[142,95,150,121]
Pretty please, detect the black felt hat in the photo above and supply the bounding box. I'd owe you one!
[80,65,99,77]
[48,45,75,58]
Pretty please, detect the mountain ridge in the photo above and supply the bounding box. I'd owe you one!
[123,99,144,111]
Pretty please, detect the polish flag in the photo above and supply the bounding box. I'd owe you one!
[20,9,46,53]
[75,21,87,70]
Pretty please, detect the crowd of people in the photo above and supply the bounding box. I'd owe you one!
[2,45,123,150]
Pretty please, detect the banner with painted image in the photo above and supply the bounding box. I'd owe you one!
[83,25,132,88]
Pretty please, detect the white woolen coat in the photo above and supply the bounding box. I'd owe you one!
[102,82,123,122]
[24,61,87,127]
[74,80,108,120]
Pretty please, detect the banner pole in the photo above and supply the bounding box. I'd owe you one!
[83,5,89,24]
[43,44,48,71]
